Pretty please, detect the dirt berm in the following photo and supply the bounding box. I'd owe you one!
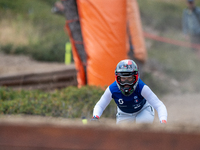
[0,115,200,150]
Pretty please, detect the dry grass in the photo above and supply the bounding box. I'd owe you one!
[0,18,39,46]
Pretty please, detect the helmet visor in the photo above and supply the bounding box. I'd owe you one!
[118,75,136,85]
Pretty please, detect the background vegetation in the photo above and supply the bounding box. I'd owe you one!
[138,0,200,95]
[0,86,116,118]
[0,0,200,119]
[0,0,67,62]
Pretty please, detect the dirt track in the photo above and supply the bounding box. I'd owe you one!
[1,53,200,126]
[162,93,200,126]
[0,52,68,77]
[1,53,200,149]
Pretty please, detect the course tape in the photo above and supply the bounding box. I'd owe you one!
[144,32,200,50]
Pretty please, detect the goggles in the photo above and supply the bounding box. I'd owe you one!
[118,76,136,85]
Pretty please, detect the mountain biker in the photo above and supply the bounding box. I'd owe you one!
[91,59,167,124]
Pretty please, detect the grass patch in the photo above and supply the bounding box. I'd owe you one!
[138,0,183,32]
[0,0,67,62]
[0,86,116,119]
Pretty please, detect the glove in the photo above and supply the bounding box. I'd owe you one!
[160,120,167,124]
[90,115,99,122]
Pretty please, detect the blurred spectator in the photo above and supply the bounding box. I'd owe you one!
[182,0,200,48]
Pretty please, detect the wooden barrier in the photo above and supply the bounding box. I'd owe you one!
[0,119,200,150]
[0,66,77,90]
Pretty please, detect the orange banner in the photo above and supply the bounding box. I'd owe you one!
[77,0,128,87]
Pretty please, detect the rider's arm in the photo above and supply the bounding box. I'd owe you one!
[141,85,168,123]
[93,87,112,118]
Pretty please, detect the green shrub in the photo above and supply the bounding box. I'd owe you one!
[0,86,116,118]
[1,44,13,54]
[1,44,29,55]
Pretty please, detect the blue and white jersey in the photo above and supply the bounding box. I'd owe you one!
[109,79,146,113]
[93,78,168,122]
